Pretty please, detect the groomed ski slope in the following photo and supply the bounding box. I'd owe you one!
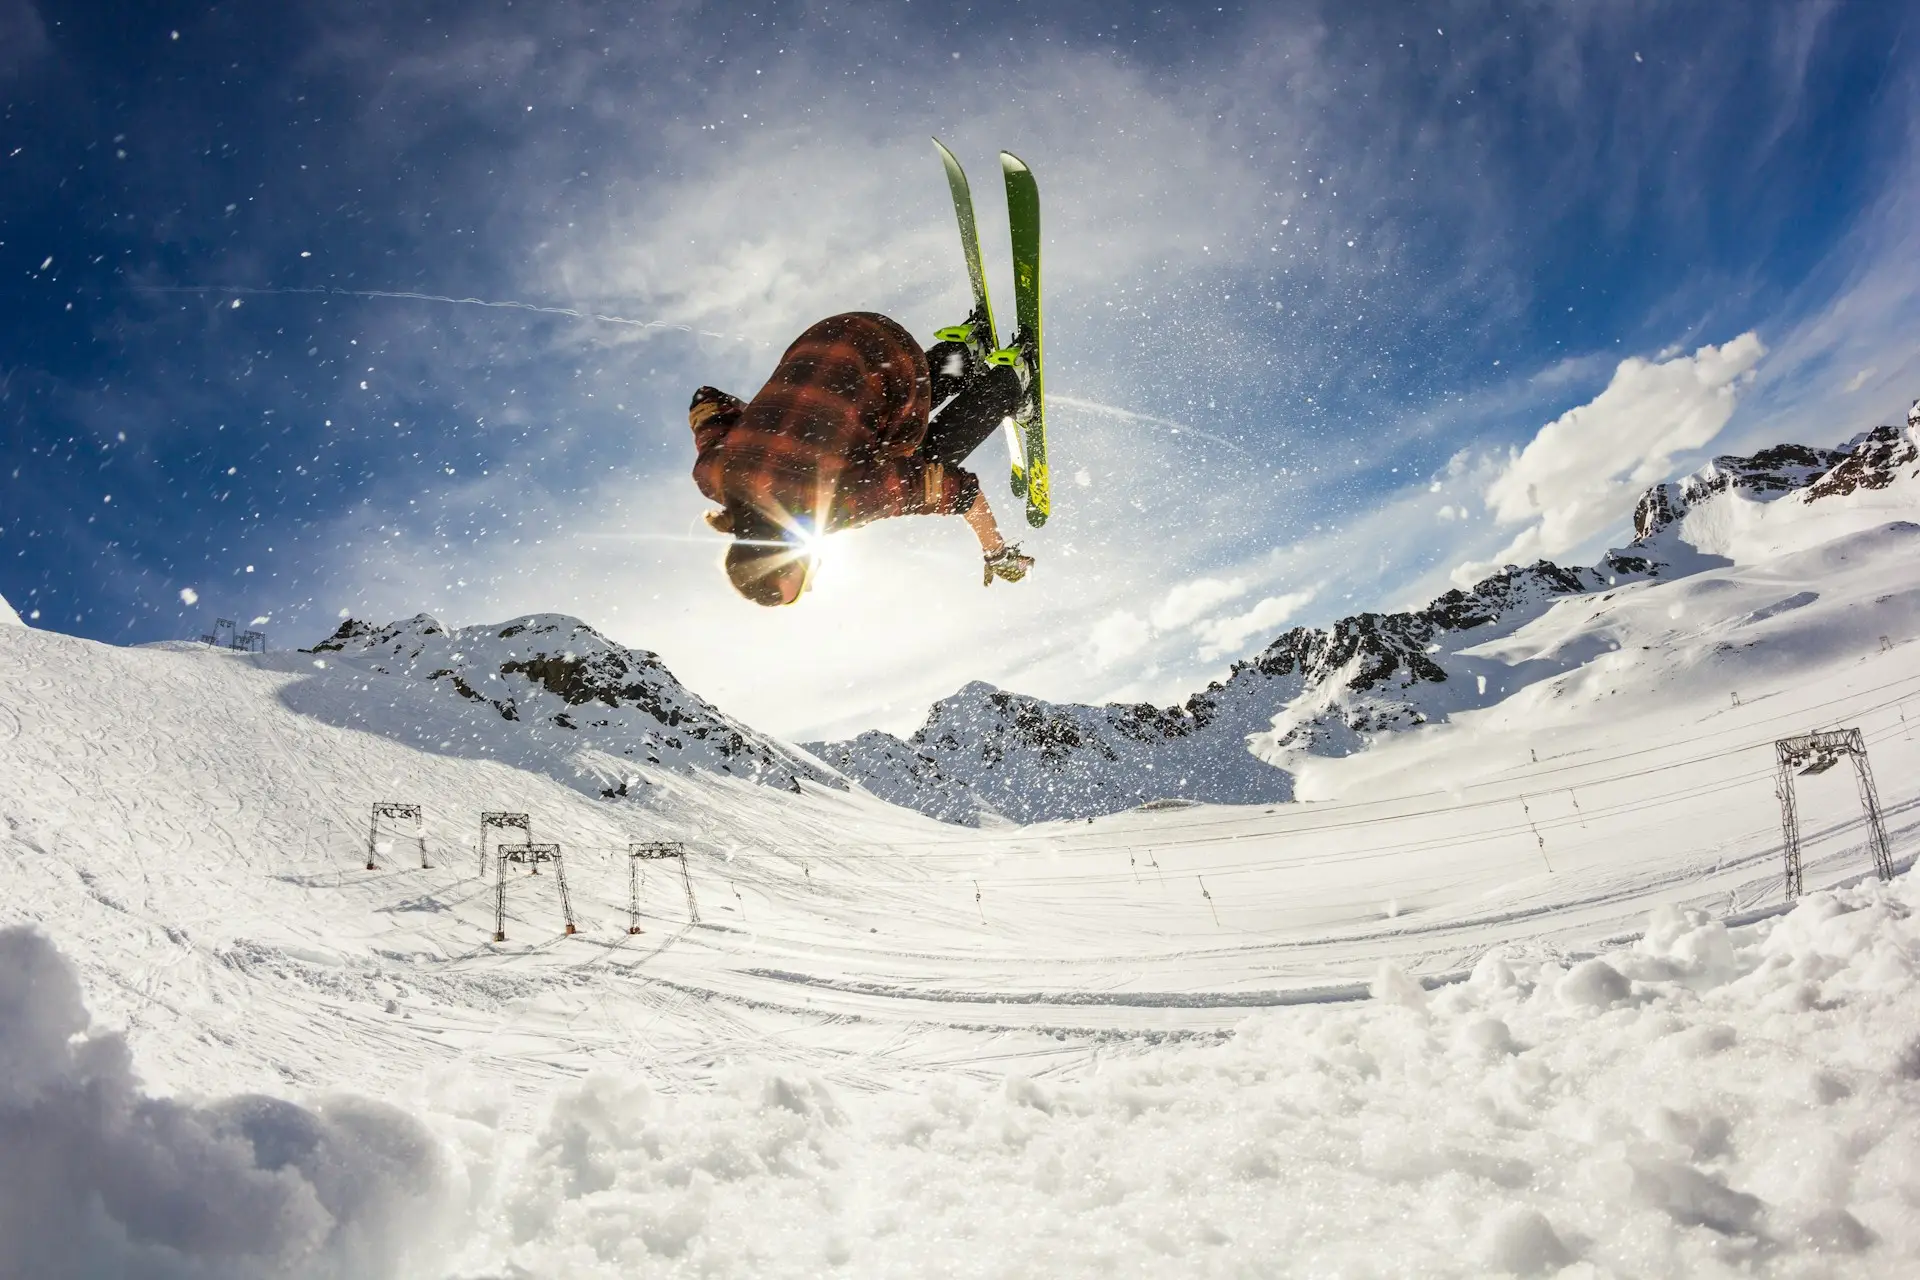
[2,517,1919,1277]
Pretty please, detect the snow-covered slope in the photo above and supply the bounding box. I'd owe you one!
[0,591,21,627]
[303,611,843,797]
[816,416,1920,824]
[3,574,1919,1277]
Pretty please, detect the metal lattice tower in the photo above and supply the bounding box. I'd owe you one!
[1774,728,1895,900]
[627,841,695,933]
[492,843,576,942]
[365,802,427,870]
[478,812,531,877]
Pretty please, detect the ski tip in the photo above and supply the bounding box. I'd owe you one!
[1000,151,1031,175]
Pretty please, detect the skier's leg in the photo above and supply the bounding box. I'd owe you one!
[926,339,975,406]
[921,364,1022,467]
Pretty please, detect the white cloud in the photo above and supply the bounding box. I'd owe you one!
[1089,611,1153,669]
[1194,589,1318,661]
[1455,333,1765,584]
[1150,577,1249,631]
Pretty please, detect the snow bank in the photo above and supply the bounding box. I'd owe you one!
[435,874,1920,1277]
[0,592,21,627]
[12,876,1918,1278]
[0,927,451,1280]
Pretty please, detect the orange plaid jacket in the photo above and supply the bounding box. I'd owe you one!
[690,313,979,533]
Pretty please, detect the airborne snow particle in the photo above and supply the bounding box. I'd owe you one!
[230,299,242,309]
[179,588,199,605]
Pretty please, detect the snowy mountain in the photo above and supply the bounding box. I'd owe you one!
[0,591,21,627]
[302,611,843,797]
[814,413,1920,825]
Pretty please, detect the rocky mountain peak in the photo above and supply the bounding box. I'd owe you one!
[1631,417,1918,541]
[306,611,839,795]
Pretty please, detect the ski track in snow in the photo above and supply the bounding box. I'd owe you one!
[4,498,1920,1273]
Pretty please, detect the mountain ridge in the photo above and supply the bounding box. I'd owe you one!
[300,610,843,798]
[809,411,1920,824]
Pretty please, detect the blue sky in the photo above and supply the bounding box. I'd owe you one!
[3,0,1917,738]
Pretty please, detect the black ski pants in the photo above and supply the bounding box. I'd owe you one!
[920,340,1024,469]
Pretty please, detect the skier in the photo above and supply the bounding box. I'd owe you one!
[690,311,1035,607]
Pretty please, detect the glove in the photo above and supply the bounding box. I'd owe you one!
[982,544,1035,586]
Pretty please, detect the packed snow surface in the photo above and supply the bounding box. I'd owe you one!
[3,427,1920,1274]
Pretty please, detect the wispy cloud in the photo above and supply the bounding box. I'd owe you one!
[1455,334,1766,585]
[1194,589,1318,661]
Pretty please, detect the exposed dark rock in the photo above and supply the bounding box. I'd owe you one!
[1805,423,1920,500]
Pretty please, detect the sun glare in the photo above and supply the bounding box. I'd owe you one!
[796,528,851,596]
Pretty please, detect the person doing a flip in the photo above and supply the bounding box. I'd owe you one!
[689,312,1035,607]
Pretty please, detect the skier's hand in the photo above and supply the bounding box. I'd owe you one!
[983,545,1034,586]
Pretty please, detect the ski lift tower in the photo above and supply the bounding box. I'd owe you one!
[492,843,577,942]
[366,802,428,870]
[627,841,697,932]
[1774,728,1895,900]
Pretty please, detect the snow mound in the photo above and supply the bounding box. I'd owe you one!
[0,592,21,628]
[295,611,842,798]
[431,874,1920,1275]
[16,874,1917,1277]
[0,925,449,1280]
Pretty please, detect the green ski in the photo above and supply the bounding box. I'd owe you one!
[932,138,1033,503]
[999,150,1047,527]
[930,139,1000,363]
